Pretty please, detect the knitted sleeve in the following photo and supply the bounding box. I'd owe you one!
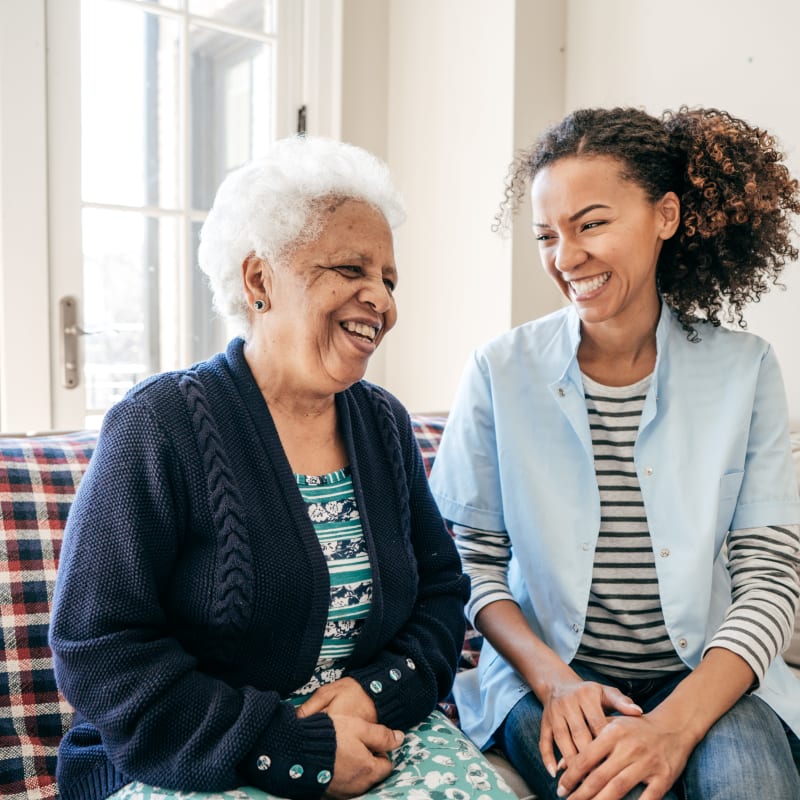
[49,392,336,800]
[345,387,470,730]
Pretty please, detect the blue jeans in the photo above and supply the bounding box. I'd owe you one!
[495,662,800,800]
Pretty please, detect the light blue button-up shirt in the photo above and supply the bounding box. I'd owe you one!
[430,302,800,748]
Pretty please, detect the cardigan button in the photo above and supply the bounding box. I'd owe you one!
[406,658,416,670]
[389,668,402,681]
[370,680,383,694]
[317,769,332,784]
[256,755,271,771]
[289,764,304,779]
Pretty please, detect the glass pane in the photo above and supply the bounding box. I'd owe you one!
[130,0,183,9]
[190,220,229,363]
[190,25,274,210]
[82,208,179,418]
[189,0,275,34]
[81,0,182,208]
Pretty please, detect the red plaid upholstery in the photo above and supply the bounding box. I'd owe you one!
[1,432,97,799]
[411,415,485,723]
[0,417,484,793]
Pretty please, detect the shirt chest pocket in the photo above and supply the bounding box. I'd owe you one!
[717,470,745,536]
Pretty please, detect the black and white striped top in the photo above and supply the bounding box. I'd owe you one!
[454,373,800,682]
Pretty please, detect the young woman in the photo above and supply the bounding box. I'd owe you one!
[430,107,800,800]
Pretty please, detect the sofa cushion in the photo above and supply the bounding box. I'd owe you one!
[0,432,95,799]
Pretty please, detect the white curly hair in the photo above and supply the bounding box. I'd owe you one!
[197,135,406,335]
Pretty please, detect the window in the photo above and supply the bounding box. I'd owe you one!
[0,0,340,432]
[76,0,301,425]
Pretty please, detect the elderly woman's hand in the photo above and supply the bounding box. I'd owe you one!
[296,677,378,723]
[324,715,403,799]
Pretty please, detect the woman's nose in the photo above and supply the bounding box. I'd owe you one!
[358,277,392,313]
[555,237,587,273]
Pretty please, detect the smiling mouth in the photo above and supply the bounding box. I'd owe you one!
[341,320,380,343]
[569,271,611,296]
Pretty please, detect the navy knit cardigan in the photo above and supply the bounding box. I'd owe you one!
[49,338,469,800]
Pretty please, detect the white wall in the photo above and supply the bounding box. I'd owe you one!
[563,0,800,419]
[382,0,516,412]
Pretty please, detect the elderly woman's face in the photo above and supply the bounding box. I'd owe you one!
[258,199,398,396]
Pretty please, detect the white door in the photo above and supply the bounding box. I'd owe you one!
[45,0,315,431]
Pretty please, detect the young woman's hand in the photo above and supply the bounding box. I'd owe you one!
[323,715,403,799]
[296,677,378,723]
[552,712,688,800]
[539,677,642,777]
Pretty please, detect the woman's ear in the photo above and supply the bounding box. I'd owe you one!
[242,252,271,312]
[657,191,681,240]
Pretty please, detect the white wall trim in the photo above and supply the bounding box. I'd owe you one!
[0,0,52,432]
[302,0,343,139]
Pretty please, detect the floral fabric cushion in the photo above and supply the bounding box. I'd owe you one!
[0,432,96,799]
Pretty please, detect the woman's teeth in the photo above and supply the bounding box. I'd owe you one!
[570,272,611,296]
[341,321,378,342]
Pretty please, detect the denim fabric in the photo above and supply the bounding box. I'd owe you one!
[495,662,800,800]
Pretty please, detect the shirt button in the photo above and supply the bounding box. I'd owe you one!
[289,764,304,780]
[678,638,688,649]
[256,755,271,771]
[389,668,402,681]
[406,658,416,670]
[580,542,589,551]
[558,387,566,398]
[317,770,332,785]
[660,548,670,558]
[644,467,654,476]
[571,623,580,633]
[370,680,383,694]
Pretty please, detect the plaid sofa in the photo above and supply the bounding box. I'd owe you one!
[2,417,799,798]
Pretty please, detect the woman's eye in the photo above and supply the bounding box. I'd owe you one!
[535,233,555,242]
[383,278,396,292]
[582,220,606,231]
[334,265,361,277]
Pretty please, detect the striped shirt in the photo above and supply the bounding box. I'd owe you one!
[454,373,800,682]
[287,467,373,705]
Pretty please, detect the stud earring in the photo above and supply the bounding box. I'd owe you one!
[253,299,266,312]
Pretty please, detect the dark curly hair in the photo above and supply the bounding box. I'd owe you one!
[497,106,800,338]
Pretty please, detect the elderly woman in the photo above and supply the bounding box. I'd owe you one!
[50,136,516,800]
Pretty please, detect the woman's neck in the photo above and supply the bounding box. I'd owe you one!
[577,303,660,387]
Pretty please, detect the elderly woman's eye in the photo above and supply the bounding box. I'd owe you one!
[383,278,396,292]
[334,265,361,277]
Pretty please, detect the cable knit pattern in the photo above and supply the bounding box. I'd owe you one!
[178,371,254,663]
[364,383,411,543]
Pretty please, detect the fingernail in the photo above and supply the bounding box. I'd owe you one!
[393,730,404,745]
[546,763,556,778]
[556,785,567,798]
[557,758,566,771]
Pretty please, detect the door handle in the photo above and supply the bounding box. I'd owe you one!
[60,295,81,389]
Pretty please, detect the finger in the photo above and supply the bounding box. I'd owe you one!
[296,695,329,718]
[602,686,642,717]
[565,710,594,752]
[361,722,404,754]
[371,750,394,783]
[538,722,558,779]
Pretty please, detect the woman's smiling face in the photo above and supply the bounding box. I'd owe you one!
[530,155,679,331]
[254,198,398,398]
